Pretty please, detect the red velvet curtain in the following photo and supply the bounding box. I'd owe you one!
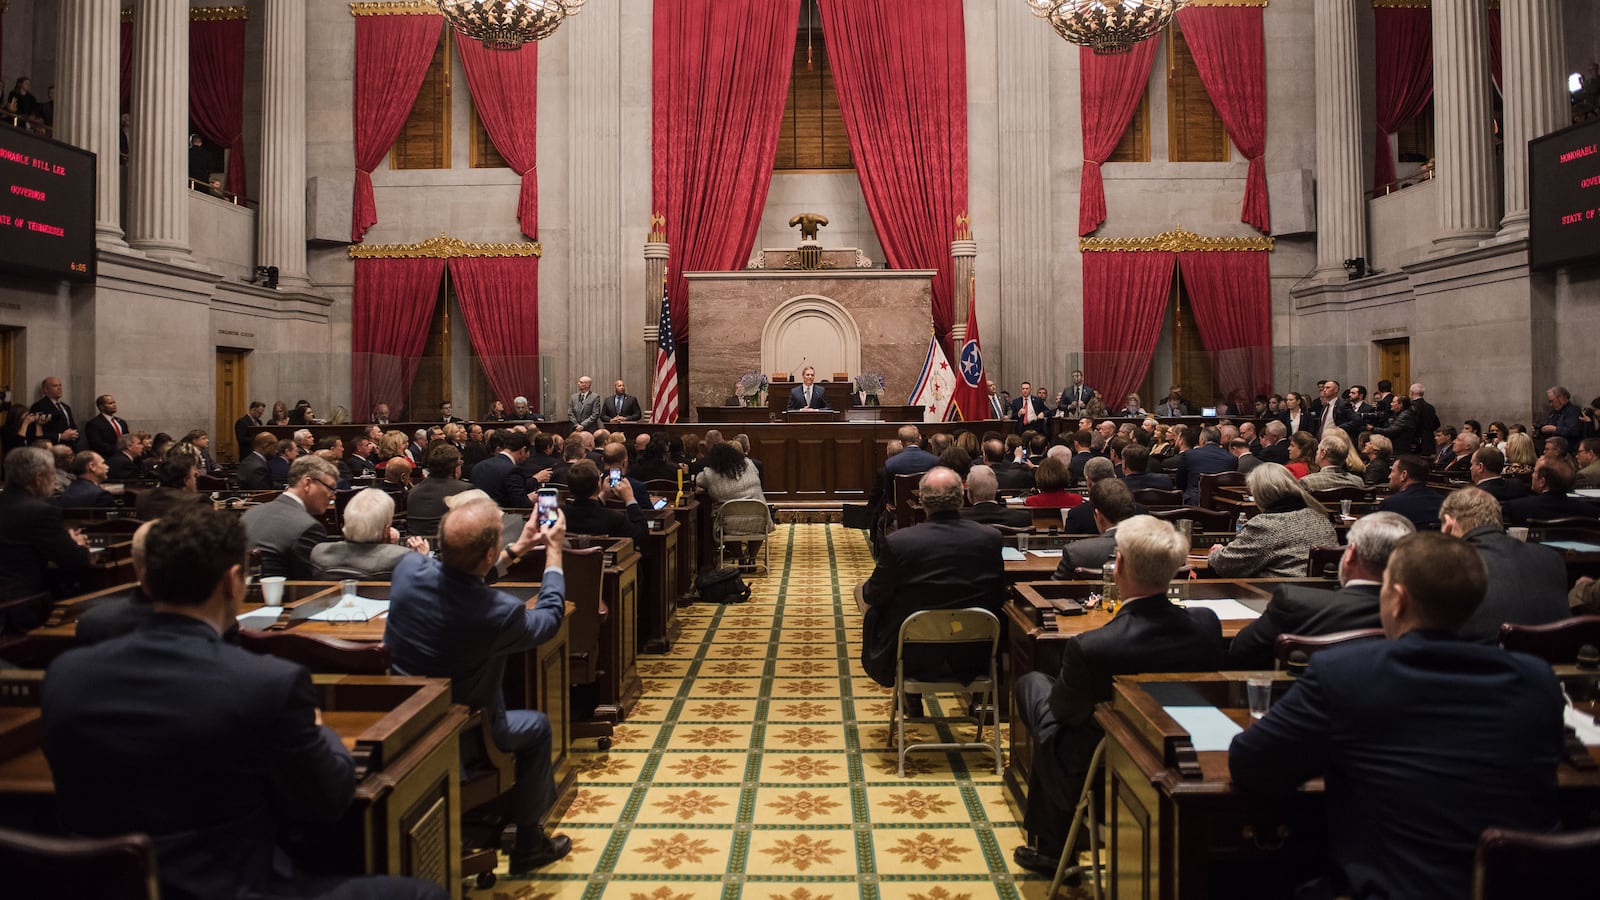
[189,18,248,198]
[819,0,969,349]
[1082,251,1176,410]
[449,256,541,411]
[1177,250,1273,406]
[455,38,539,241]
[652,0,798,347]
[120,21,133,109]
[1373,7,1433,192]
[351,257,446,421]
[1175,6,1269,233]
[1079,41,1160,236]
[352,14,441,242]
[1488,9,1502,94]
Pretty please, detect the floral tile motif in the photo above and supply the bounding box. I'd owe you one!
[765,724,845,750]
[760,753,845,783]
[749,832,851,875]
[770,677,837,697]
[778,659,836,676]
[636,787,741,824]
[865,786,963,823]
[874,830,979,874]
[613,829,734,876]
[702,659,761,676]
[570,753,645,783]
[762,887,840,900]
[685,699,757,721]
[757,787,853,825]
[769,700,844,722]
[556,787,620,821]
[657,751,746,782]
[675,724,753,749]
[693,679,763,698]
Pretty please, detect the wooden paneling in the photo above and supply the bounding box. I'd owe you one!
[214,348,249,464]
[392,27,450,171]
[1108,90,1151,164]
[469,102,507,169]
[776,5,852,171]
[1167,24,1230,163]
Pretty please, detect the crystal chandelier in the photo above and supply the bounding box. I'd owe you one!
[435,0,586,50]
[1024,0,1189,55]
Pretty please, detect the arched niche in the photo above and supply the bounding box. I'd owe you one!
[760,295,862,379]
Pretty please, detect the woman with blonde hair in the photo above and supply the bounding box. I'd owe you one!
[1503,432,1537,475]
[1207,463,1338,578]
[1362,433,1394,486]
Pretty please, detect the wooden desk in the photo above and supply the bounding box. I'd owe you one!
[1095,672,1600,900]
[638,519,682,653]
[594,539,643,724]
[0,672,469,898]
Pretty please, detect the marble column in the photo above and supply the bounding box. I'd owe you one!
[55,0,125,247]
[996,0,1054,384]
[950,238,977,345]
[1497,0,1568,238]
[1431,0,1498,250]
[126,0,191,259]
[570,3,625,385]
[258,0,309,288]
[643,239,669,416]
[1311,0,1366,281]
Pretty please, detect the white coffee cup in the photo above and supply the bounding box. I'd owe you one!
[260,576,287,607]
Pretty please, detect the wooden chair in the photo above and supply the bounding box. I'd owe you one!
[1197,471,1247,510]
[891,473,925,532]
[1309,486,1372,505]
[0,592,52,637]
[1497,616,1600,666]
[1130,488,1183,509]
[1151,506,1233,533]
[1472,826,1600,900]
[1274,629,1385,673]
[1525,517,1600,528]
[458,711,517,890]
[236,629,391,674]
[1306,545,1345,579]
[0,827,158,900]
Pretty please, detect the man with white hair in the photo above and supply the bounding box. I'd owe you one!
[1440,430,1479,473]
[959,465,1032,527]
[311,488,430,579]
[1013,515,1223,875]
[1299,431,1365,491]
[1255,419,1290,465]
[0,446,93,625]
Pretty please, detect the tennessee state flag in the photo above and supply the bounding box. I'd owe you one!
[950,276,988,422]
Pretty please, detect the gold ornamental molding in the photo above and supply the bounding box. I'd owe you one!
[1079,227,1274,253]
[1185,0,1269,7]
[350,2,444,16]
[348,233,543,260]
[648,212,667,243]
[1371,0,1430,9]
[954,212,973,241]
[191,6,249,22]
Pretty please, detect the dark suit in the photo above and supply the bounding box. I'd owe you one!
[1229,631,1562,900]
[1503,491,1600,525]
[74,587,152,645]
[1174,443,1238,504]
[384,553,566,831]
[42,614,441,900]
[959,500,1032,528]
[106,451,143,481]
[1255,440,1291,465]
[1474,476,1529,502]
[236,451,273,490]
[58,477,116,509]
[241,493,326,579]
[883,446,941,479]
[405,475,474,535]
[1459,525,1570,644]
[1016,595,1222,854]
[135,486,205,521]
[991,460,1035,491]
[1308,398,1359,437]
[0,489,92,625]
[346,453,377,478]
[234,414,263,457]
[1545,402,1584,444]
[83,414,130,459]
[1051,528,1119,578]
[602,392,643,422]
[1121,470,1175,492]
[860,512,1004,687]
[787,384,830,410]
[1378,483,1444,529]
[1011,396,1048,433]
[1067,450,1092,485]
[1411,398,1440,455]
[1062,501,1097,535]
[1225,582,1382,669]
[564,496,647,546]
[471,451,532,509]
[28,397,76,444]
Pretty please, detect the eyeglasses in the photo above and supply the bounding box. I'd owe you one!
[309,477,337,493]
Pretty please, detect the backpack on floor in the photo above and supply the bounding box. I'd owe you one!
[695,567,751,604]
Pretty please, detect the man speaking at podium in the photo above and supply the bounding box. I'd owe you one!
[787,366,831,411]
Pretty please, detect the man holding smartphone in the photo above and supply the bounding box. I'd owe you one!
[29,376,80,446]
[563,459,648,547]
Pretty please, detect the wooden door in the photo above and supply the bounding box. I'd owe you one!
[407,285,450,421]
[214,349,249,463]
[1376,338,1410,392]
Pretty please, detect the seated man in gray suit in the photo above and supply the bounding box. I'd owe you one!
[311,488,430,579]
[959,465,1032,527]
[1440,486,1570,644]
[241,454,337,579]
[1052,479,1138,579]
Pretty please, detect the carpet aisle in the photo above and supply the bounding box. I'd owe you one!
[491,523,1063,900]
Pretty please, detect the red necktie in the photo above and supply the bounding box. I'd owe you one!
[110,417,121,436]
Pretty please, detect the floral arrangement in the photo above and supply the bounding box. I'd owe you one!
[736,371,770,399]
[854,373,886,396]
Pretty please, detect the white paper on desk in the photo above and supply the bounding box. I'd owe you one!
[1027,549,1063,558]
[1565,706,1600,746]
[308,597,391,622]
[1182,598,1262,621]
[1165,706,1244,751]
[1001,547,1026,561]
[235,608,283,628]
[1572,489,1600,499]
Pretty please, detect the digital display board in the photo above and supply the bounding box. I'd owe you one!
[0,127,97,282]
[1529,117,1600,271]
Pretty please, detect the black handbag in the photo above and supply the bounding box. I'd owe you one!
[695,567,751,604]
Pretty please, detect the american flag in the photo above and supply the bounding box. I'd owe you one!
[652,281,680,424]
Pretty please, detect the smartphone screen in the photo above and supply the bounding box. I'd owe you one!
[536,489,559,527]
[608,468,622,488]
[652,497,669,510]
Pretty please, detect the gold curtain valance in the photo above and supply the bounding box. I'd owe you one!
[1079,227,1274,253]
[349,2,444,16]
[1184,0,1269,8]
[191,6,249,22]
[348,234,543,259]
[1371,1,1430,9]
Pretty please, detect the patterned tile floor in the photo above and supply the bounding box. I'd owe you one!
[487,523,1063,900]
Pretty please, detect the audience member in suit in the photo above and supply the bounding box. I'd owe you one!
[384,499,571,873]
[1228,438,1263,475]
[73,521,155,646]
[1298,431,1367,492]
[1505,455,1600,524]
[1119,444,1174,492]
[1229,532,1563,900]
[568,375,603,431]
[1438,430,1478,473]
[310,488,429,579]
[603,379,643,424]
[1065,430,1095,485]
[27,375,80,446]
[1174,425,1238,505]
[883,425,941,478]
[1064,456,1122,534]
[960,465,1033,528]
[461,424,490,476]
[0,447,93,627]
[105,432,146,481]
[268,439,299,486]
[82,394,130,459]
[471,430,538,509]
[1308,379,1361,437]
[406,442,475,536]
[1209,463,1340,578]
[1375,395,1420,456]
[345,436,378,478]
[1154,386,1191,417]
[1015,515,1223,874]
[1468,445,1531,502]
[1226,512,1413,668]
[57,451,118,509]
[860,467,1006,689]
[181,429,223,476]
[1254,420,1292,466]
[1376,455,1444,529]
[981,438,1035,491]
[1540,385,1585,446]
[234,400,266,458]
[1052,479,1138,579]
[236,432,277,491]
[241,455,335,580]
[1576,437,1600,487]
[524,432,568,484]
[1361,433,1394,486]
[1430,425,1460,468]
[787,366,831,410]
[1439,487,1570,644]
[630,433,681,484]
[563,459,648,547]
[135,456,207,522]
[1408,383,1441,455]
[41,506,446,900]
[602,441,652,508]
[1011,381,1049,433]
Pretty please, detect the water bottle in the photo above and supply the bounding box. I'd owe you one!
[1101,559,1118,610]
[1235,512,1248,533]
